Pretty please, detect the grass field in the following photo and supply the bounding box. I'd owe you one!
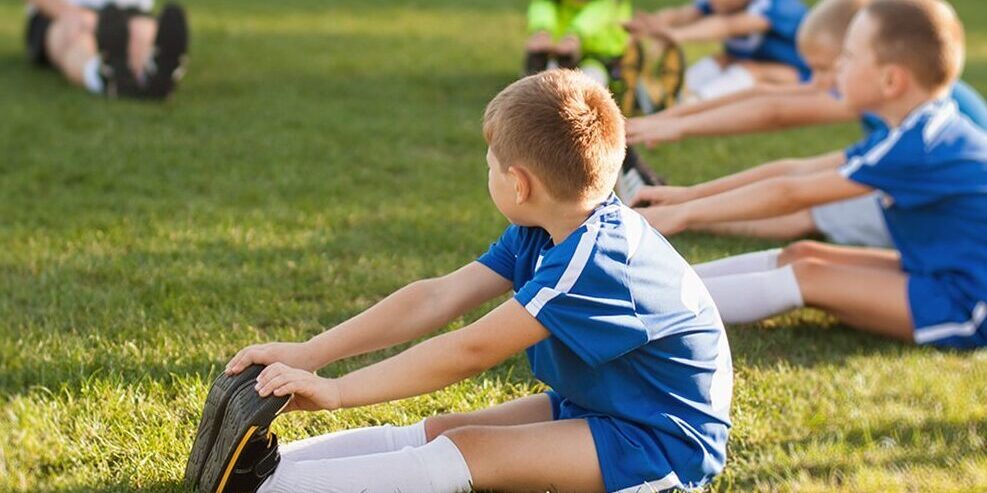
[1,0,986,491]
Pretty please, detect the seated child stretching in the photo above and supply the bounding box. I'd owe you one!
[627,0,810,100]
[186,70,733,493]
[626,0,987,146]
[525,0,631,86]
[638,0,987,348]
[629,0,987,248]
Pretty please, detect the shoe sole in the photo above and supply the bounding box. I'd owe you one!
[183,365,266,491]
[197,377,291,493]
[617,148,666,203]
[145,3,188,99]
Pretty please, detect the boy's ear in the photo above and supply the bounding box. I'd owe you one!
[507,165,532,205]
[881,64,911,99]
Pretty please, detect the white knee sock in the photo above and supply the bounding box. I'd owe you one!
[695,64,756,100]
[685,56,724,93]
[259,435,473,493]
[280,421,427,462]
[702,265,804,324]
[693,249,781,278]
[82,56,104,94]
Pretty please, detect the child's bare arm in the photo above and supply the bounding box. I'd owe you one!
[254,299,549,411]
[639,169,872,235]
[631,150,845,206]
[227,262,512,374]
[665,12,770,43]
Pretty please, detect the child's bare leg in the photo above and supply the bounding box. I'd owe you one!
[736,60,801,85]
[278,393,552,462]
[445,418,605,492]
[45,8,98,85]
[127,15,157,77]
[778,240,901,271]
[790,257,913,341]
[425,392,553,439]
[693,210,816,240]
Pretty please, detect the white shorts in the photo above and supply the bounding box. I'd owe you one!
[810,193,893,247]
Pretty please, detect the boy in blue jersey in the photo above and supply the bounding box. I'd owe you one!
[627,0,809,100]
[195,70,732,492]
[628,0,987,249]
[637,0,987,348]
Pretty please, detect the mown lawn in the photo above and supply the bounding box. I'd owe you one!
[0,0,985,491]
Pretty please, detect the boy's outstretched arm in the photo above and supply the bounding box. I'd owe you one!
[638,169,872,235]
[254,298,549,411]
[664,12,770,43]
[631,150,844,207]
[628,91,855,146]
[226,262,512,374]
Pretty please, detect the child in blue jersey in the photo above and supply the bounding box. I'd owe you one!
[217,69,733,493]
[628,0,987,249]
[637,0,987,349]
[627,0,809,100]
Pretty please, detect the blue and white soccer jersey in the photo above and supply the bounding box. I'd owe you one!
[840,98,987,349]
[478,195,733,492]
[695,0,810,80]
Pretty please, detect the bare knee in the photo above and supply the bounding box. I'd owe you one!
[424,413,470,442]
[779,240,827,266]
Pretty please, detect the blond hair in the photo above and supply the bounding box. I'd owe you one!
[798,0,871,51]
[864,0,965,91]
[483,70,625,201]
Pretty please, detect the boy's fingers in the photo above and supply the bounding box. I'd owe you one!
[257,373,289,397]
[272,381,297,397]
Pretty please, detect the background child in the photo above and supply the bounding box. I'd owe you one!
[629,0,987,248]
[25,0,187,99]
[525,0,632,87]
[637,0,987,348]
[205,70,733,493]
[628,0,810,100]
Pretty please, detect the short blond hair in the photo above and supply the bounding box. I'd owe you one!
[798,0,870,51]
[483,70,625,201]
[864,0,965,91]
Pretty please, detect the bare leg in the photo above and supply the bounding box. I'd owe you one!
[444,419,605,492]
[44,8,98,86]
[778,240,901,271]
[737,60,801,85]
[781,241,912,341]
[424,392,554,440]
[693,210,817,240]
[127,16,157,77]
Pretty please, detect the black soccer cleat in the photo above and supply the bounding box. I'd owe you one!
[213,426,282,493]
[191,367,291,493]
[616,147,666,204]
[184,365,267,491]
[96,5,140,98]
[524,50,550,75]
[141,3,188,100]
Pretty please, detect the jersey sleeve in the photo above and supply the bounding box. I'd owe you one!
[694,0,713,15]
[567,0,618,38]
[477,225,523,281]
[528,0,559,35]
[839,133,941,209]
[513,227,650,368]
[760,0,807,38]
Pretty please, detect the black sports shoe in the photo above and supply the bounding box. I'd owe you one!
[616,147,666,204]
[524,50,549,75]
[96,6,140,98]
[215,427,282,493]
[184,365,267,491]
[555,53,578,70]
[195,369,291,493]
[141,3,188,100]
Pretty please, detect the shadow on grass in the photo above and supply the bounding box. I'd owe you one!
[35,479,188,493]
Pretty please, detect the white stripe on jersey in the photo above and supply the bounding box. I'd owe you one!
[613,471,683,493]
[620,207,645,261]
[841,99,956,177]
[914,301,987,343]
